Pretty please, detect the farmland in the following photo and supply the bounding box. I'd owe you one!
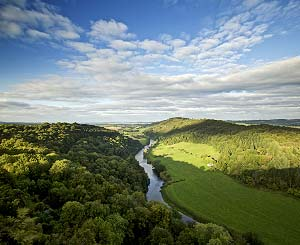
[150,142,300,245]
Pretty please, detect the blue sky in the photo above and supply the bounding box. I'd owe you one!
[0,0,299,122]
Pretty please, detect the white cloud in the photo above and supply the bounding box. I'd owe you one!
[138,39,170,53]
[243,0,262,9]
[0,1,82,40]
[168,2,286,73]
[109,39,137,50]
[66,41,96,53]
[2,57,299,122]
[168,38,186,48]
[0,0,27,7]
[173,45,199,59]
[223,56,300,88]
[199,38,220,50]
[27,29,50,39]
[130,53,178,67]
[0,20,22,37]
[54,30,80,40]
[58,51,133,80]
[89,19,135,41]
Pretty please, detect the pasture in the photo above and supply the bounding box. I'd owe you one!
[150,142,300,245]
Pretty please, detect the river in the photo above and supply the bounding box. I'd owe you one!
[135,139,195,223]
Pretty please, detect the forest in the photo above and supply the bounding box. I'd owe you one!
[145,117,300,196]
[0,122,256,244]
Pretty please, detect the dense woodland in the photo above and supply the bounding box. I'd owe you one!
[145,118,300,197]
[0,123,256,244]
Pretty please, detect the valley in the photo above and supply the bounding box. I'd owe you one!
[1,118,300,244]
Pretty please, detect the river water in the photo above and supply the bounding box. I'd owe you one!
[135,139,195,223]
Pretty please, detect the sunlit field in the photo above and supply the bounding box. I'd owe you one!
[150,142,300,245]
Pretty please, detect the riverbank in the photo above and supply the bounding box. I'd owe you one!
[135,140,196,223]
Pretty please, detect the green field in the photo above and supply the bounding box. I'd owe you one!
[104,124,149,145]
[150,142,300,245]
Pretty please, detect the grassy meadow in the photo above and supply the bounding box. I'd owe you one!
[104,124,149,145]
[150,142,300,245]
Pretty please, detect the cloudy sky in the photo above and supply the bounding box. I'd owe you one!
[0,0,299,122]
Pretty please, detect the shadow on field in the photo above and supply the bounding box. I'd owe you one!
[152,152,300,245]
[153,155,265,244]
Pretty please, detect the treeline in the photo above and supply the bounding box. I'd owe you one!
[0,123,253,244]
[145,118,300,196]
[233,168,300,197]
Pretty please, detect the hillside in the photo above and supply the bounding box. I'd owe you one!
[146,118,300,244]
[145,118,300,196]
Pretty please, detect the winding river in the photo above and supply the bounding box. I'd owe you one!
[135,139,195,223]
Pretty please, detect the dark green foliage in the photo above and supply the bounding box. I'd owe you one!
[146,118,300,196]
[234,167,300,196]
[149,226,174,244]
[176,223,232,245]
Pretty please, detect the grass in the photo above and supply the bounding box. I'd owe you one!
[104,124,149,145]
[150,142,300,245]
[122,126,149,145]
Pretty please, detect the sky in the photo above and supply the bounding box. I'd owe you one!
[0,0,299,123]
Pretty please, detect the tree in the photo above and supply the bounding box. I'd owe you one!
[193,223,232,244]
[148,226,174,245]
[49,159,72,178]
[149,202,172,229]
[61,201,85,226]
[69,219,97,245]
[9,208,45,244]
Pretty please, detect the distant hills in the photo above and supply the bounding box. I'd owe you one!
[1,118,300,127]
[0,121,39,125]
[229,119,300,127]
